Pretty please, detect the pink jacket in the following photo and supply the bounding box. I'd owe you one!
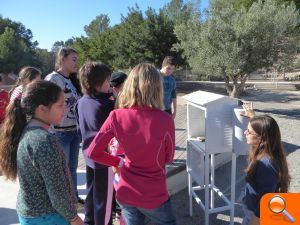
[87,106,175,209]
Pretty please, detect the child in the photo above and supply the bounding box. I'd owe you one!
[9,66,41,101]
[0,81,83,225]
[87,63,177,225]
[160,56,177,119]
[75,61,115,225]
[242,105,290,225]
[0,75,9,124]
[109,71,127,225]
[45,47,83,204]
[110,71,128,99]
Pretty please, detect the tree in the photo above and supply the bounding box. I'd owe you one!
[0,16,39,74]
[175,0,299,97]
[35,48,55,76]
[51,38,75,53]
[84,14,110,37]
[232,0,300,11]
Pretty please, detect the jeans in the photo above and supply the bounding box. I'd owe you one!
[55,130,80,197]
[118,199,176,225]
[18,213,69,225]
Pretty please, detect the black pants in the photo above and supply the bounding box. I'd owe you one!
[84,166,114,225]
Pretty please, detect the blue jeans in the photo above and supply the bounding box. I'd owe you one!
[118,199,176,225]
[18,213,70,225]
[55,130,80,197]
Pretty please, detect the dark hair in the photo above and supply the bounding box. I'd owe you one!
[0,81,62,181]
[162,56,176,67]
[9,66,41,97]
[245,115,290,192]
[0,75,2,82]
[79,61,111,97]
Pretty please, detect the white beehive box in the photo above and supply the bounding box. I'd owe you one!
[183,90,238,154]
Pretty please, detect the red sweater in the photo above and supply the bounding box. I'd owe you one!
[0,90,9,123]
[87,106,175,209]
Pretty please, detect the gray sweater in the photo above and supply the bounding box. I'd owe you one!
[16,126,77,220]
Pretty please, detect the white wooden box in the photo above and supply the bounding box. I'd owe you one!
[183,91,238,154]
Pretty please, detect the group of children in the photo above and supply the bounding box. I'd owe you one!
[0,46,291,225]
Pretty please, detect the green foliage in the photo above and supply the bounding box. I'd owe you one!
[0,16,40,74]
[84,14,110,37]
[175,0,299,97]
[73,4,186,69]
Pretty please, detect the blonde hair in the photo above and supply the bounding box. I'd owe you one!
[55,47,77,71]
[117,63,164,110]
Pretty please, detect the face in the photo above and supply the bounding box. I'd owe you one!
[96,76,111,94]
[244,123,261,147]
[62,52,78,74]
[162,64,175,76]
[46,92,65,124]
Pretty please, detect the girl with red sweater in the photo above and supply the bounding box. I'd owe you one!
[87,63,176,225]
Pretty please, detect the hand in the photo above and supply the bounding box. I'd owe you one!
[242,102,255,118]
[70,215,84,225]
[172,112,176,120]
[112,166,121,175]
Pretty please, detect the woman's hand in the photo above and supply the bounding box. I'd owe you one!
[70,215,84,225]
[242,101,255,118]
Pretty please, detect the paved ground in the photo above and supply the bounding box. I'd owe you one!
[0,88,299,225]
[167,89,300,225]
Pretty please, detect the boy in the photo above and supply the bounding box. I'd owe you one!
[160,56,177,119]
[110,71,127,99]
[75,62,115,225]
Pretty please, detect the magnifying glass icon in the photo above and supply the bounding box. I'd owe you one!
[268,195,295,223]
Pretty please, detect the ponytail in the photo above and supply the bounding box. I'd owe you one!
[0,99,27,181]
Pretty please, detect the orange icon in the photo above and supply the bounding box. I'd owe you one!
[268,195,295,223]
[261,193,300,225]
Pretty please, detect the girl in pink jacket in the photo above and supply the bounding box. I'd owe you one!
[87,63,176,225]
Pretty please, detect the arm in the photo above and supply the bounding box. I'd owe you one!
[171,78,177,119]
[35,135,77,221]
[87,113,122,167]
[165,118,175,164]
[242,102,255,118]
[253,159,278,217]
[171,98,177,119]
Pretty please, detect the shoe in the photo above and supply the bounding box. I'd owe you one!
[77,197,85,205]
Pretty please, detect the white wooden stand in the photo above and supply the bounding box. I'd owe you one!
[187,139,236,225]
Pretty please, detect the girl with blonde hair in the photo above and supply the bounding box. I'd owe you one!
[45,47,83,204]
[87,63,177,225]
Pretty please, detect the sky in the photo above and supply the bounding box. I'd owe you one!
[1,0,209,51]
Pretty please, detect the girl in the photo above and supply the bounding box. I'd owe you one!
[75,61,115,225]
[0,81,83,225]
[242,107,290,225]
[87,63,177,225]
[45,47,83,204]
[9,66,41,101]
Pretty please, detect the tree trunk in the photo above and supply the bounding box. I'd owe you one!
[227,74,248,98]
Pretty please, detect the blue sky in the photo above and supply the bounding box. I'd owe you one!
[1,0,209,51]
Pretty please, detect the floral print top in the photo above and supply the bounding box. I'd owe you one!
[16,126,77,220]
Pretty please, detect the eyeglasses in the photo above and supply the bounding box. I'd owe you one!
[244,129,259,136]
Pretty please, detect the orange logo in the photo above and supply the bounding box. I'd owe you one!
[261,193,300,224]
